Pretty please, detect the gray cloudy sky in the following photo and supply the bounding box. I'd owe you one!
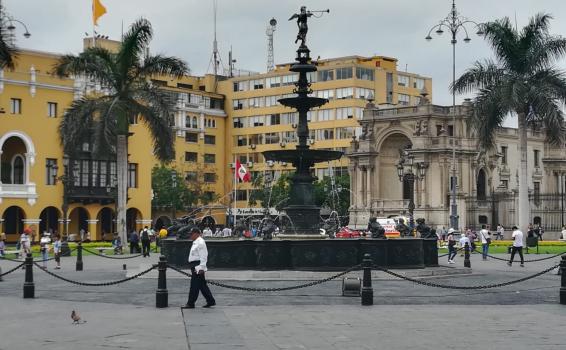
[5,0,566,109]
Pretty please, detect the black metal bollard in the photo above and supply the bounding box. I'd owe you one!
[361,253,373,306]
[464,242,471,268]
[76,242,83,271]
[560,255,566,305]
[156,255,168,308]
[23,253,34,298]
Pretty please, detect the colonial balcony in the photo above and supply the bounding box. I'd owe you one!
[0,182,37,205]
[65,185,115,205]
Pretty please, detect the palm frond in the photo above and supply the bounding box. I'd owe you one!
[59,98,100,154]
[481,18,519,70]
[470,86,510,150]
[139,54,189,78]
[54,48,115,86]
[117,18,152,79]
[452,59,503,94]
[0,30,17,69]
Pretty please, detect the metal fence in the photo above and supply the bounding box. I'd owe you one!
[465,193,565,231]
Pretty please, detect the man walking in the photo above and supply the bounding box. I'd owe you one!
[184,227,216,309]
[140,226,151,257]
[508,225,525,267]
[479,224,491,260]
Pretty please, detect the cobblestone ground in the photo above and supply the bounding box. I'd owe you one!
[1,252,565,349]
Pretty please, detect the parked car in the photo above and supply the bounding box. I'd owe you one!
[335,227,363,238]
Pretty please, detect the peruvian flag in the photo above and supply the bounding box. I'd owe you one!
[235,160,251,182]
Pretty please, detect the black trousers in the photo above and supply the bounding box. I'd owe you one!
[509,246,524,264]
[141,239,150,256]
[187,268,215,306]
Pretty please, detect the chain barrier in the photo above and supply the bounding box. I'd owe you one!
[438,247,463,258]
[32,262,156,287]
[81,247,143,260]
[373,263,559,290]
[167,263,362,292]
[0,248,78,263]
[471,249,566,263]
[0,262,25,277]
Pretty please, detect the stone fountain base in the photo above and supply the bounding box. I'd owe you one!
[161,238,438,271]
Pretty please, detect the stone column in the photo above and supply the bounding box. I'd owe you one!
[357,165,364,209]
[366,165,372,210]
[86,219,99,241]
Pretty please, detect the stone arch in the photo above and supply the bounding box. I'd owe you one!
[154,216,171,230]
[97,207,116,239]
[68,207,89,237]
[0,130,36,164]
[39,206,60,235]
[377,132,413,201]
[1,133,34,184]
[126,207,141,233]
[2,206,26,238]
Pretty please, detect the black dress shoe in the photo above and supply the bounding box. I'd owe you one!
[182,304,195,309]
[203,302,216,308]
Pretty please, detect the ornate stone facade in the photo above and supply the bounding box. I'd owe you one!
[348,102,566,232]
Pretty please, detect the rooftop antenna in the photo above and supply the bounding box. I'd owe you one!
[207,0,222,76]
[266,17,277,71]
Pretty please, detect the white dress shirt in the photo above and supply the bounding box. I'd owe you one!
[188,236,208,272]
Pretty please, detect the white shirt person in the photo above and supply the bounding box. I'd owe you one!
[184,228,216,308]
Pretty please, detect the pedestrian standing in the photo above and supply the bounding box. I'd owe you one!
[562,225,566,240]
[0,233,5,257]
[183,227,216,309]
[536,225,544,241]
[129,230,139,254]
[53,235,62,269]
[447,228,457,264]
[20,228,32,255]
[459,231,471,260]
[39,233,51,269]
[508,226,524,267]
[140,226,151,257]
[479,224,491,260]
[496,224,504,240]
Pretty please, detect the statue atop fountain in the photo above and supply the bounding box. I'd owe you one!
[263,6,338,236]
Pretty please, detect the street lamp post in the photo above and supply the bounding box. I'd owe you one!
[0,0,31,45]
[425,0,483,231]
[397,150,428,230]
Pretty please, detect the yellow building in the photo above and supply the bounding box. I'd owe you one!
[0,41,227,241]
[217,55,432,221]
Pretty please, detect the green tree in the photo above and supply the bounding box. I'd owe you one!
[453,13,566,233]
[0,4,17,69]
[54,18,189,242]
[248,173,292,212]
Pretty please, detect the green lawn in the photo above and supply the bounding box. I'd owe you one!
[2,242,159,259]
[438,243,566,255]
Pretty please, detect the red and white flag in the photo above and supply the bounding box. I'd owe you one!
[235,160,251,182]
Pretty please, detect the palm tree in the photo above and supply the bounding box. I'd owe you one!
[0,4,17,69]
[453,13,566,234]
[54,18,189,243]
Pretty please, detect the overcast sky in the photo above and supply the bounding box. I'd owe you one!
[6,0,566,112]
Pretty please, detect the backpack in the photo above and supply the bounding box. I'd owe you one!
[141,229,149,240]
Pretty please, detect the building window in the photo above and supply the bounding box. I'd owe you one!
[281,74,298,86]
[336,127,354,139]
[501,146,508,165]
[398,75,409,87]
[336,67,353,80]
[185,171,197,181]
[266,76,280,88]
[413,78,425,90]
[128,163,138,188]
[204,173,216,183]
[47,102,57,118]
[501,179,509,189]
[233,80,249,92]
[534,181,541,206]
[265,95,279,107]
[204,153,216,164]
[45,158,57,185]
[336,87,353,99]
[185,132,198,143]
[398,94,410,106]
[265,132,280,144]
[10,98,22,114]
[233,117,246,128]
[236,189,247,201]
[249,97,264,108]
[355,88,374,100]
[447,125,454,137]
[317,109,333,121]
[236,135,247,147]
[356,67,374,81]
[249,115,265,127]
[192,117,198,129]
[185,152,198,162]
[204,135,216,145]
[336,107,354,120]
[317,69,334,82]
[268,114,280,125]
[251,79,264,90]
[316,89,334,100]
[233,99,246,110]
[316,129,334,140]
[534,149,540,167]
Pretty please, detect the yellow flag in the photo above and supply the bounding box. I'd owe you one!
[92,0,107,26]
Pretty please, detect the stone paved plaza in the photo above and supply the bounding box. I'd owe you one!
[1,252,565,349]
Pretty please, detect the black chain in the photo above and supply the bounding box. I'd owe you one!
[166,264,192,278]
[167,264,362,292]
[373,263,559,290]
[81,247,143,259]
[32,262,156,286]
[0,263,25,277]
[0,248,78,263]
[472,249,566,263]
[438,247,463,258]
